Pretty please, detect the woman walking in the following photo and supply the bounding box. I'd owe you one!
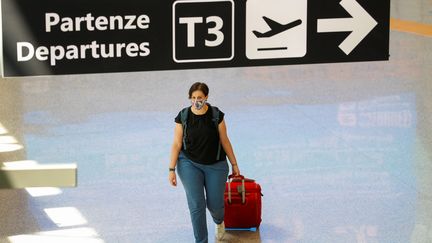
[168,82,240,243]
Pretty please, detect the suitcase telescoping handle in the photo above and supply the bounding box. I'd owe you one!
[227,174,246,204]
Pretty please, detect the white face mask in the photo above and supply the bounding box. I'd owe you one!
[192,99,206,110]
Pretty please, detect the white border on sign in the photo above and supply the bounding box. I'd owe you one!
[172,0,235,63]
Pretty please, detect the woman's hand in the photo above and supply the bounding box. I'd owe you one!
[232,164,240,176]
[169,172,177,187]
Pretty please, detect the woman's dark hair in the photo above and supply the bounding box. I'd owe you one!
[188,82,209,98]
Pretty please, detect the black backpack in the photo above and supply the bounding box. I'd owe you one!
[179,106,222,161]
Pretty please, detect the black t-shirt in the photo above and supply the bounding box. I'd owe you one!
[175,105,226,164]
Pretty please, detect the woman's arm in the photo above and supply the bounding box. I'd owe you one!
[169,123,183,186]
[218,119,240,175]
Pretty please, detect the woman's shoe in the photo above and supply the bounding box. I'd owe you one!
[215,221,225,240]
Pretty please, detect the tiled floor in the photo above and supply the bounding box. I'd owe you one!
[1,0,431,242]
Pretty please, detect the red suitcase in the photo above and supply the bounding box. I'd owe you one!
[224,174,262,229]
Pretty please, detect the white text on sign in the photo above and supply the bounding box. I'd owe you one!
[179,16,224,47]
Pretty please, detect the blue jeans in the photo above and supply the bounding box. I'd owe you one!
[177,152,229,243]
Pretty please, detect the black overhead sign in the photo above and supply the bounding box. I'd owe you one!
[0,0,390,77]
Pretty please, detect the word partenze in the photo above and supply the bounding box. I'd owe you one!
[45,13,150,32]
[16,13,151,66]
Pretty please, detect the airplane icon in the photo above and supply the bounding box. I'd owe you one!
[246,0,307,59]
[253,16,302,38]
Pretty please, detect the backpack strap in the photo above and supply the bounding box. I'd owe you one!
[211,106,222,161]
[180,107,189,150]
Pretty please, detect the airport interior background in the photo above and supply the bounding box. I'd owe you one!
[1,0,431,242]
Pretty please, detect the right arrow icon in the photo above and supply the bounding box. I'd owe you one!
[317,0,378,55]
